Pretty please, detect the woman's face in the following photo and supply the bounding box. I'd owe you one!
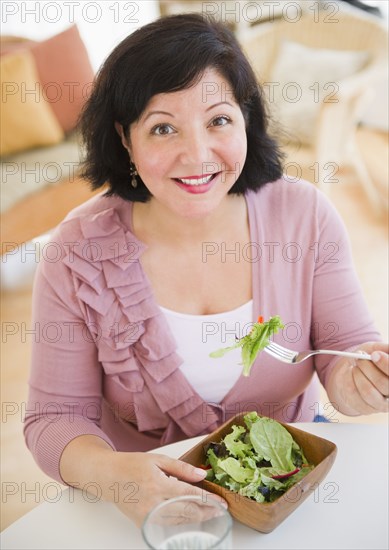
[125,68,248,219]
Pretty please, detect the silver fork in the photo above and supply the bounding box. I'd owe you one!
[264,341,372,364]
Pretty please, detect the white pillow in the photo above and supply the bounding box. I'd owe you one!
[267,40,369,144]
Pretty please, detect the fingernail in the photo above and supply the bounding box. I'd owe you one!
[194,468,207,477]
[371,351,380,362]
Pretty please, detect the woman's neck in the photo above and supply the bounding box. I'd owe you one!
[132,194,248,247]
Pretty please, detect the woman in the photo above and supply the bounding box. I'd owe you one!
[24,14,388,526]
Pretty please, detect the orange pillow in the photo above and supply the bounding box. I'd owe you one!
[29,25,95,133]
[0,50,64,156]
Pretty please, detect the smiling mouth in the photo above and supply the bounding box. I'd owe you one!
[173,173,219,186]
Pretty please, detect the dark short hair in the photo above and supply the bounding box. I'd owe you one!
[80,13,284,202]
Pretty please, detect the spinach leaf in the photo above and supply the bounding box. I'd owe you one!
[249,416,295,472]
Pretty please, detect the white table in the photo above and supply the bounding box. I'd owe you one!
[1,423,388,550]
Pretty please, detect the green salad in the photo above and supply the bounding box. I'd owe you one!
[203,412,313,503]
[209,315,284,376]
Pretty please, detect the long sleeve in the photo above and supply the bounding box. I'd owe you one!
[24,247,116,483]
[244,179,381,421]
[308,186,381,388]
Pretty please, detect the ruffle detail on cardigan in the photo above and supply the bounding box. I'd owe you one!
[64,207,220,437]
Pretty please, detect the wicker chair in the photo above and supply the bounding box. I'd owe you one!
[240,9,388,213]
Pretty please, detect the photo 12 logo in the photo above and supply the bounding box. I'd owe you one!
[1,2,141,25]
[201,1,340,25]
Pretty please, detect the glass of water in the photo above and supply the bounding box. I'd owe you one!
[141,495,232,549]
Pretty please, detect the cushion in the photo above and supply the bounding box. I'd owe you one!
[0,50,64,156]
[0,36,37,56]
[30,25,94,132]
[268,40,369,144]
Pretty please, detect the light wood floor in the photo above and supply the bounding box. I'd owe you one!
[1,126,388,531]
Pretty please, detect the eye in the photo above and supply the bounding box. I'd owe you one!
[150,123,175,136]
[209,115,231,127]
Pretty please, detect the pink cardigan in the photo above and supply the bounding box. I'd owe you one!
[24,177,380,482]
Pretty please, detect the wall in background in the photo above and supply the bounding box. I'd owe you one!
[1,0,160,72]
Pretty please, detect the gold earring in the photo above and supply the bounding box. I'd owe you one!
[129,162,138,188]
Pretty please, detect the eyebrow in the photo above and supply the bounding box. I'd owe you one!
[142,101,234,123]
[206,101,234,111]
[142,110,173,123]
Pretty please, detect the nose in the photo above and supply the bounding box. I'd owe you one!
[178,129,210,166]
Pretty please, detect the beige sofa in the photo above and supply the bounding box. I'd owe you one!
[0,26,99,253]
[0,132,99,253]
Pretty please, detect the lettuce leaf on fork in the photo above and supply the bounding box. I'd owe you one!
[209,315,284,377]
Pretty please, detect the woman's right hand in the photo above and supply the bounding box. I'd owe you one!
[103,451,226,527]
[60,435,227,528]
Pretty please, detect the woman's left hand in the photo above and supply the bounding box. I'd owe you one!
[327,342,389,416]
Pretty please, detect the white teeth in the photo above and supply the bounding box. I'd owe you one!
[177,174,214,185]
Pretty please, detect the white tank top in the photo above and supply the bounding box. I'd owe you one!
[160,300,253,404]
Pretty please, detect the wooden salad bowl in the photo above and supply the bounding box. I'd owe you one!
[179,412,337,533]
